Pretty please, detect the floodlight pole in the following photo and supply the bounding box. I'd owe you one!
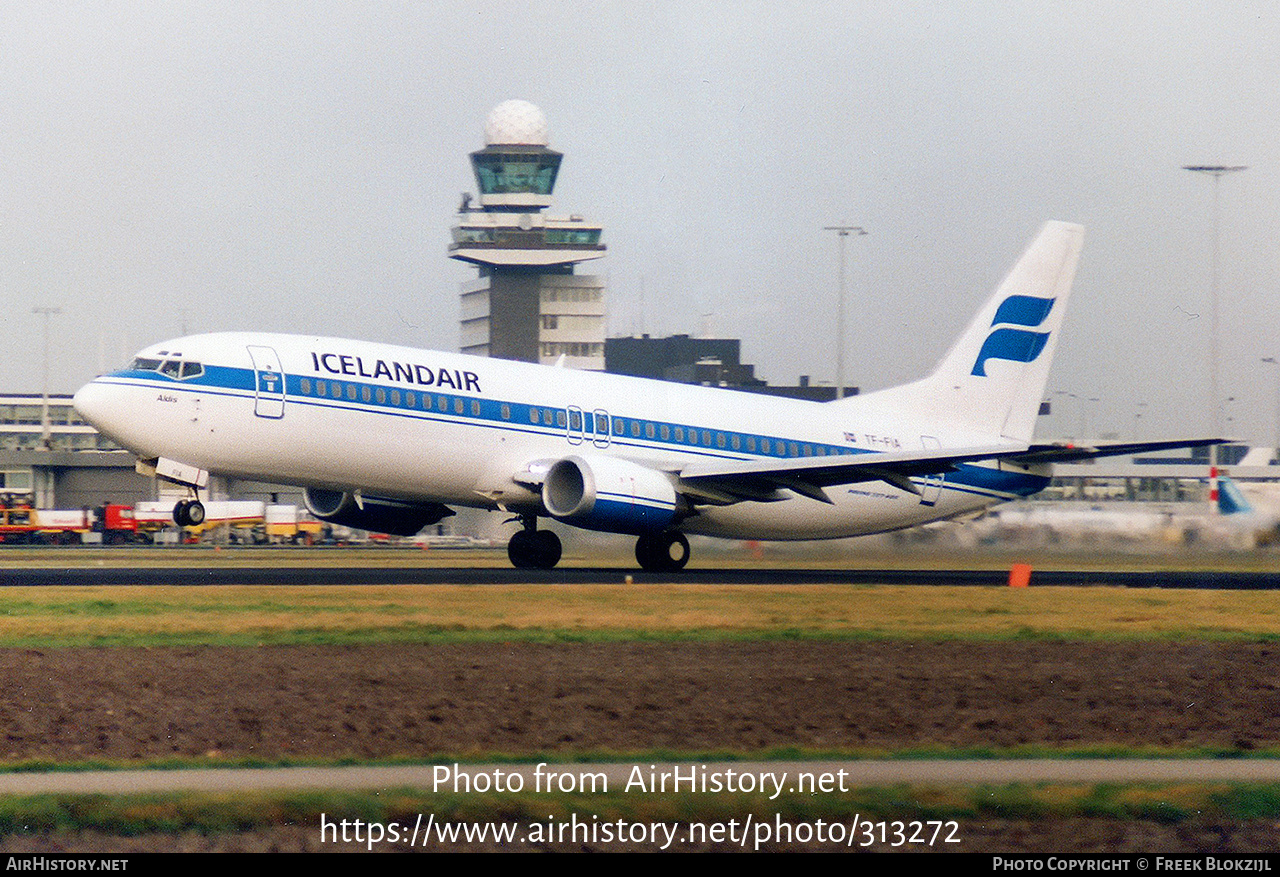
[32,306,62,451]
[1184,165,1246,504]
[824,225,867,399]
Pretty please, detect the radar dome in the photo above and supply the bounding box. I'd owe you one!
[484,100,550,147]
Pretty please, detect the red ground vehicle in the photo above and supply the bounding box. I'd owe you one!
[95,503,150,544]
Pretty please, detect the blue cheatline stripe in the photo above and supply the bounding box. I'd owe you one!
[106,366,877,463]
[287,369,870,460]
[97,368,1050,500]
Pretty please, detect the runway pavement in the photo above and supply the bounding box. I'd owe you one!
[2,566,1280,587]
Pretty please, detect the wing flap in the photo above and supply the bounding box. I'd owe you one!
[677,443,1028,494]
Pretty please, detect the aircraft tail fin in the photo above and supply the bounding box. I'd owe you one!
[1218,477,1254,516]
[848,221,1084,443]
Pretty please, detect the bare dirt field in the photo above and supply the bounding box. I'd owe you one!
[3,640,1279,852]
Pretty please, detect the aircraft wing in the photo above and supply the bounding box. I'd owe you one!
[674,438,1229,505]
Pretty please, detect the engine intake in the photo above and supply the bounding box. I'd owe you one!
[542,455,678,535]
[303,488,453,537]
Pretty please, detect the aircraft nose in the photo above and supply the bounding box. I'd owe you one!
[72,380,116,435]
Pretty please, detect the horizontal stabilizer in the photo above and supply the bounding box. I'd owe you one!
[1007,437,1229,465]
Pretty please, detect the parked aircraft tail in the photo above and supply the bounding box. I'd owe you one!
[1218,477,1254,516]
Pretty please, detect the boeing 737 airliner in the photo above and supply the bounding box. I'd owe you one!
[72,222,1218,569]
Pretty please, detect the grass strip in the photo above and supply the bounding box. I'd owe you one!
[3,584,1280,647]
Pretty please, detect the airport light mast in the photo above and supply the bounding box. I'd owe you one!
[32,306,61,451]
[824,225,867,399]
[1184,164,1247,505]
[450,101,607,369]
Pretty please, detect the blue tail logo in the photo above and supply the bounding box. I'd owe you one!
[971,295,1057,376]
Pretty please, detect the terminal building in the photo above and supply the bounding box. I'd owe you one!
[605,334,857,401]
[449,100,608,370]
[0,393,141,508]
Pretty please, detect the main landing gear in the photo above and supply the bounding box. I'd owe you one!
[173,498,205,528]
[505,518,691,572]
[635,530,690,572]
[507,516,562,570]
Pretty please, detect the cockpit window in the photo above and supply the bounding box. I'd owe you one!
[131,356,204,379]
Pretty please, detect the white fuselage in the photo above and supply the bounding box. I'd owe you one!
[72,331,1050,542]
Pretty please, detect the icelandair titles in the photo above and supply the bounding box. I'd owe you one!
[311,351,481,393]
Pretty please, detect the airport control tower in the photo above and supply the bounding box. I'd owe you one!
[450,100,607,369]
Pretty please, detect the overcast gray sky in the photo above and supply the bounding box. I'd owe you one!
[2,2,1278,445]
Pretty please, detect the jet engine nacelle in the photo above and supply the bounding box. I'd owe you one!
[542,455,678,535]
[303,488,454,537]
